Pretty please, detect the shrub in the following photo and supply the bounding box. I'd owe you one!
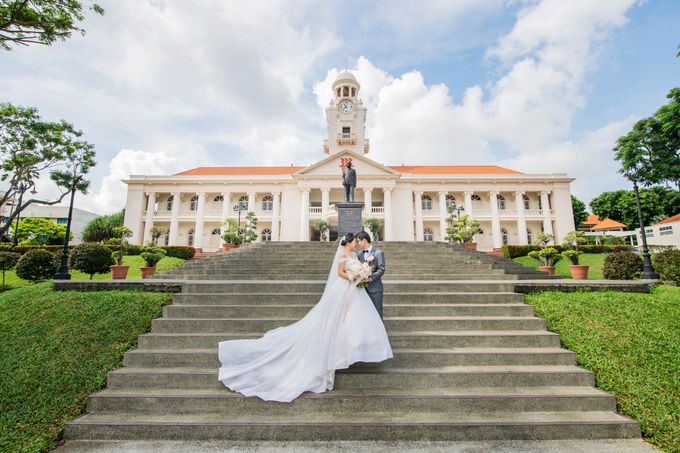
[160,246,195,260]
[15,249,59,282]
[362,218,381,241]
[652,249,680,282]
[313,219,331,241]
[445,213,481,244]
[528,247,562,267]
[81,209,125,242]
[140,247,166,267]
[125,244,144,255]
[0,251,20,287]
[603,252,643,280]
[562,249,580,265]
[221,218,242,245]
[69,243,114,280]
[502,244,627,258]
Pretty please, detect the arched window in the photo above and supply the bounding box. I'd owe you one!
[501,228,509,246]
[211,228,221,235]
[527,229,533,245]
[261,228,272,242]
[189,195,199,211]
[445,194,456,209]
[336,88,341,97]
[166,196,173,211]
[262,195,273,211]
[421,194,433,210]
[423,228,434,242]
[187,228,195,247]
[523,194,530,210]
[471,194,481,201]
[497,195,506,210]
[238,195,249,210]
[214,195,224,202]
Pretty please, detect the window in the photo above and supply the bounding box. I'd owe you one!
[645,228,654,238]
[238,195,248,210]
[342,86,349,97]
[166,196,174,211]
[471,194,481,201]
[351,87,356,97]
[342,126,351,134]
[445,194,456,209]
[497,195,506,210]
[56,218,68,225]
[423,228,434,242]
[261,228,272,242]
[501,228,509,246]
[214,195,224,202]
[164,232,169,246]
[262,195,273,211]
[527,229,533,245]
[211,228,221,235]
[336,88,341,97]
[189,195,199,211]
[421,194,433,210]
[523,195,530,210]
[187,228,195,246]
[659,225,673,235]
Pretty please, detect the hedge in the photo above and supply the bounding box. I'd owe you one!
[0,244,195,260]
[502,244,631,259]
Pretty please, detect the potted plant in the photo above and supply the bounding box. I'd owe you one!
[242,211,259,244]
[445,213,481,250]
[110,227,132,279]
[563,230,589,279]
[221,218,242,251]
[528,247,561,274]
[148,226,169,246]
[313,219,331,241]
[139,247,166,278]
[362,217,381,242]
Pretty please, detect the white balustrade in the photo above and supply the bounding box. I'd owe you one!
[309,207,323,214]
[525,209,544,216]
[371,207,384,214]
[499,209,517,217]
[153,211,172,218]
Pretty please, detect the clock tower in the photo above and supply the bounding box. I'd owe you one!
[323,71,369,155]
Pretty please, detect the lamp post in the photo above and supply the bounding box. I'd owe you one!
[12,182,37,247]
[627,176,659,280]
[55,181,78,280]
[233,202,246,238]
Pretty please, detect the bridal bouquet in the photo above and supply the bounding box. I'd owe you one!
[346,262,372,288]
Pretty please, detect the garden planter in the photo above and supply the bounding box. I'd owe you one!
[140,266,156,279]
[110,265,130,280]
[222,243,240,252]
[569,265,589,280]
[463,242,477,251]
[539,266,556,275]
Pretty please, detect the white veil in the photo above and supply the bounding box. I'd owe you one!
[322,243,344,299]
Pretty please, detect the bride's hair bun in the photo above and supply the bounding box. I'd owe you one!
[340,232,355,246]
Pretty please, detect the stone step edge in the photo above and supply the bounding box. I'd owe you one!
[125,347,575,355]
[139,330,558,338]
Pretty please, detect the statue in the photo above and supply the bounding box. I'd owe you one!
[342,160,357,202]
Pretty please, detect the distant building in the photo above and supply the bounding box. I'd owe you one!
[637,213,680,248]
[0,204,99,244]
[580,214,627,232]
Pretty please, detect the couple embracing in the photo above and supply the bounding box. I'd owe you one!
[218,231,392,402]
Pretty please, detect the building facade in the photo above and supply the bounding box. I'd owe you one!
[0,204,99,244]
[124,72,576,252]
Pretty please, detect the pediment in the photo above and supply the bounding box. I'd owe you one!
[295,150,400,178]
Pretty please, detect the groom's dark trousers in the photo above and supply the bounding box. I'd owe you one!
[360,247,385,319]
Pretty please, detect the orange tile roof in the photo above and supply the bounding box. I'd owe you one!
[175,166,305,176]
[582,214,600,225]
[592,218,627,230]
[655,213,680,225]
[387,165,522,175]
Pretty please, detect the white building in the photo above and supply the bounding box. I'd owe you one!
[636,213,680,249]
[1,204,99,244]
[123,72,576,252]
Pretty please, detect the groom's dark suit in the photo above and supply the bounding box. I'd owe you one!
[358,246,385,319]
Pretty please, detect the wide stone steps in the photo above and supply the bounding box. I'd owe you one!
[64,411,640,441]
[179,281,519,293]
[172,273,518,281]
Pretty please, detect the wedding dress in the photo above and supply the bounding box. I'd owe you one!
[217,246,393,402]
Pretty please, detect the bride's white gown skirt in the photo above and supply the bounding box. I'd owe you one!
[218,278,393,402]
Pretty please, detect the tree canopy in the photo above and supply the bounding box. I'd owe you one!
[0,0,103,50]
[571,195,588,228]
[14,216,71,245]
[80,209,124,243]
[590,187,680,229]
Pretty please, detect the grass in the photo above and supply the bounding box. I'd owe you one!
[0,283,173,452]
[513,253,606,279]
[0,255,185,290]
[525,286,680,453]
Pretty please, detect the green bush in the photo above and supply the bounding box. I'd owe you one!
[160,246,195,260]
[502,244,628,259]
[15,249,59,282]
[603,252,643,280]
[125,244,144,255]
[0,245,67,255]
[528,247,562,267]
[562,249,580,265]
[140,247,166,267]
[69,243,114,280]
[652,249,680,282]
[0,252,20,287]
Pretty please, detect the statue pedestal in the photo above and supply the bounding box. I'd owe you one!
[335,202,364,239]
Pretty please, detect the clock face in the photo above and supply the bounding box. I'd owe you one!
[338,100,353,113]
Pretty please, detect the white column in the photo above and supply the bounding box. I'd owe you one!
[247,192,256,212]
[515,191,528,245]
[490,191,502,249]
[168,192,181,245]
[540,190,554,237]
[321,188,330,220]
[438,191,447,242]
[193,192,206,249]
[363,188,372,217]
[219,192,231,244]
[300,188,310,241]
[271,191,281,241]
[143,192,156,245]
[383,188,393,241]
[464,191,473,218]
[414,191,424,241]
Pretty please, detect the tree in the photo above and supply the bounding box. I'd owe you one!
[81,210,124,242]
[0,103,96,241]
[148,226,168,246]
[445,213,481,244]
[590,190,627,223]
[312,219,330,241]
[69,243,113,279]
[571,195,588,227]
[0,1,104,50]
[0,251,20,287]
[362,218,381,241]
[14,217,71,245]
[590,187,680,229]
[242,211,258,243]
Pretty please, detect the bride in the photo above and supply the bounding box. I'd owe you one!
[218,232,393,402]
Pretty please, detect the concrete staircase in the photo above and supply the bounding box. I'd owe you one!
[64,242,639,442]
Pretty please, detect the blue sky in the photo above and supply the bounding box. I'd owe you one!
[0,0,678,214]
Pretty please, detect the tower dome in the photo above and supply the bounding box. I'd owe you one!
[332,71,360,98]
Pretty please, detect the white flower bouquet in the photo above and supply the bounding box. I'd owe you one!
[346,261,372,288]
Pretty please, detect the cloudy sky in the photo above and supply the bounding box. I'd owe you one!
[1,0,678,214]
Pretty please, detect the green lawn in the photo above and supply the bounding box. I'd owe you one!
[525,286,680,453]
[0,283,173,452]
[0,255,185,290]
[514,253,606,279]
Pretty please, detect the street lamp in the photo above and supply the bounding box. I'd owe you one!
[12,182,37,247]
[451,202,465,218]
[55,180,79,280]
[233,202,247,238]
[626,173,659,280]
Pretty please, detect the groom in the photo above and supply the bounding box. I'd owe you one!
[356,231,385,320]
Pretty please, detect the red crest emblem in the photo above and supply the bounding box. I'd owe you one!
[340,157,353,169]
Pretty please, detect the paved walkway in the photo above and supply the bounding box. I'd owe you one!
[57,439,659,452]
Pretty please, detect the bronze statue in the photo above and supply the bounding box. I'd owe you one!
[342,161,357,202]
